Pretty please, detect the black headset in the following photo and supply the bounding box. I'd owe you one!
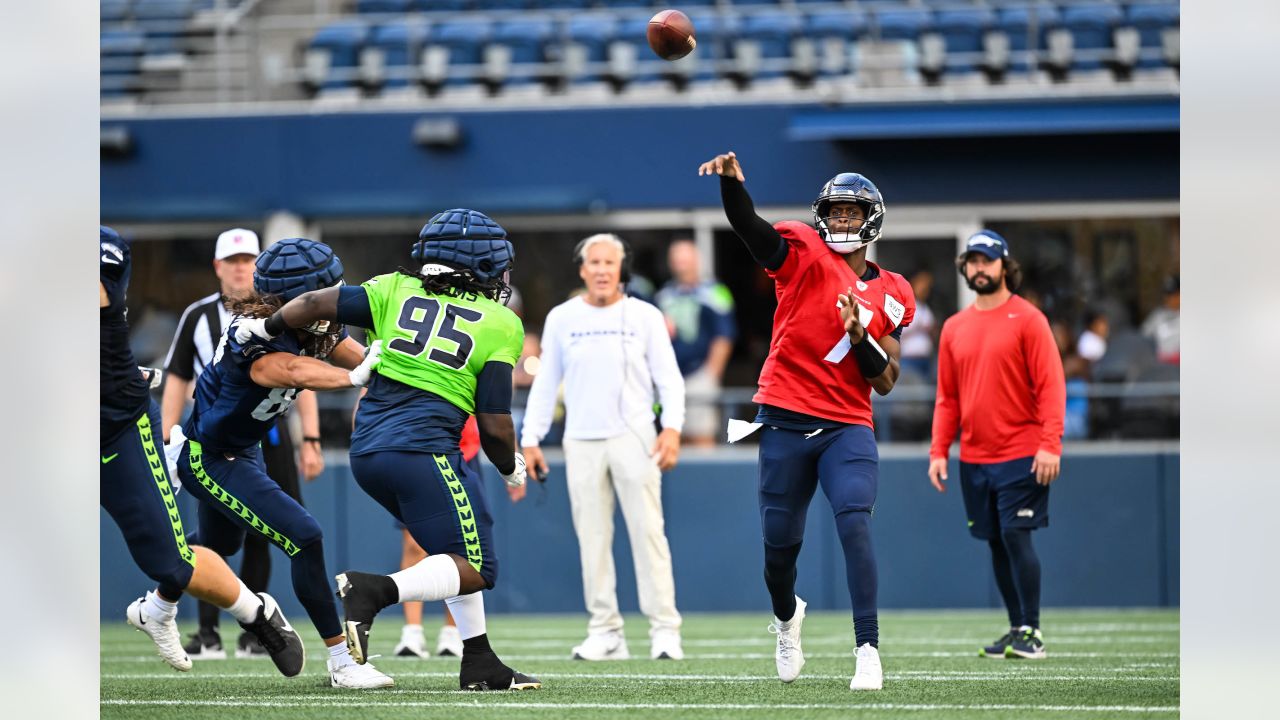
[573,234,633,285]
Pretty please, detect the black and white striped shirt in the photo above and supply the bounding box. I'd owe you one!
[164,292,232,381]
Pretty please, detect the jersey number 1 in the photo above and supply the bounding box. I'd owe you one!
[389,297,482,370]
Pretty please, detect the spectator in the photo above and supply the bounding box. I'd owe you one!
[1141,275,1180,365]
[897,268,937,378]
[522,233,687,662]
[655,239,737,447]
[1076,310,1109,363]
[1052,321,1091,440]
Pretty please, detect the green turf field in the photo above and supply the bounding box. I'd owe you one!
[101,608,1178,719]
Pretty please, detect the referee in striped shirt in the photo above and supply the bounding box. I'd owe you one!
[160,228,325,659]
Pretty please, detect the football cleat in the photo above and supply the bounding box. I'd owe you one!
[126,594,192,672]
[768,596,806,683]
[460,650,541,691]
[235,630,268,659]
[394,625,429,659]
[649,629,684,660]
[182,625,226,660]
[980,629,1017,658]
[850,643,883,691]
[329,657,395,689]
[571,630,630,661]
[436,624,464,657]
[1006,626,1046,659]
[335,571,394,665]
[238,593,305,677]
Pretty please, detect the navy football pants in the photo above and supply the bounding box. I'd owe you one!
[100,401,196,591]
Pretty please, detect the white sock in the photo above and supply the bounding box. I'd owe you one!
[328,642,354,668]
[390,554,461,603]
[445,592,486,641]
[401,623,423,639]
[145,590,178,620]
[226,582,263,624]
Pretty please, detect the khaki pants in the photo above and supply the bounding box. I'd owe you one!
[564,424,682,636]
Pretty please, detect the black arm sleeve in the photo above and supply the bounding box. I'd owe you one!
[721,176,788,271]
[474,361,514,414]
[335,286,375,328]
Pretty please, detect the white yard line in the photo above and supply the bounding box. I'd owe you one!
[101,670,1177,682]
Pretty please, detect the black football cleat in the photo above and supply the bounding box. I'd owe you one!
[238,593,305,677]
[459,651,542,691]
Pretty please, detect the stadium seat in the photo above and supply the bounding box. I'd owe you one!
[599,0,655,10]
[678,12,742,86]
[860,7,931,86]
[355,0,410,13]
[409,0,471,11]
[994,3,1062,77]
[424,17,493,89]
[1053,3,1123,75]
[101,0,132,25]
[306,21,370,90]
[133,0,194,56]
[1127,2,1179,70]
[534,0,593,9]
[927,7,995,79]
[562,15,618,85]
[101,28,146,95]
[363,19,428,89]
[487,18,555,89]
[800,11,868,79]
[485,0,532,11]
[735,11,804,82]
[607,15,665,86]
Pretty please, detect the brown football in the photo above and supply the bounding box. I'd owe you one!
[647,10,696,61]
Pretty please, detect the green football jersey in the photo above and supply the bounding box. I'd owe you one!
[362,272,523,414]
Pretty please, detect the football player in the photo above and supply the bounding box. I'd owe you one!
[234,209,540,692]
[698,152,916,691]
[156,238,393,689]
[100,226,304,676]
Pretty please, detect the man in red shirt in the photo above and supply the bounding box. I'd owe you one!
[928,230,1065,660]
[699,151,915,691]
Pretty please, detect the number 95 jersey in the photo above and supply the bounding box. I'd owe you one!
[361,272,523,415]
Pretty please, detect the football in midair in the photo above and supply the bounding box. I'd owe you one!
[647,10,696,61]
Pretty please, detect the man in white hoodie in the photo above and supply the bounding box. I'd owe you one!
[522,233,686,662]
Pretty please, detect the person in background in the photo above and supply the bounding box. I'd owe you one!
[1076,310,1109,364]
[1141,275,1179,365]
[897,268,937,378]
[656,239,737,447]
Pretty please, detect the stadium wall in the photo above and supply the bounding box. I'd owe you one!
[100,446,1179,618]
[100,97,1178,221]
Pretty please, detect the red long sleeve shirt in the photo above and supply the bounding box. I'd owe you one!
[930,294,1066,463]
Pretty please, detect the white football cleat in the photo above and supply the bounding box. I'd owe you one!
[126,593,192,672]
[571,630,630,661]
[768,596,806,683]
[436,624,464,657]
[649,629,684,660]
[850,642,883,691]
[329,657,395,689]
[394,625,429,659]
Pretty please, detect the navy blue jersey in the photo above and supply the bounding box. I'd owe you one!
[183,316,344,454]
[350,373,469,457]
[100,233,150,445]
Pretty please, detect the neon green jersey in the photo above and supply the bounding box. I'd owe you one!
[362,272,523,414]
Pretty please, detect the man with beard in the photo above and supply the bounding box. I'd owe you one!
[928,230,1065,660]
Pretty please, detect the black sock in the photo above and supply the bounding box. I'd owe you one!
[1001,528,1041,629]
[197,599,220,631]
[763,542,802,622]
[988,536,1024,628]
[463,633,493,655]
[835,510,878,648]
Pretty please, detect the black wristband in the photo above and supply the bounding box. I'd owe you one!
[851,333,890,379]
[302,436,321,445]
[263,311,288,337]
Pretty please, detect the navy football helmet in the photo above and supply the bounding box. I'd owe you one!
[254,238,344,335]
[811,173,885,254]
[412,209,513,283]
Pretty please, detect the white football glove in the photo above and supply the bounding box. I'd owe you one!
[499,453,527,488]
[163,425,186,496]
[348,340,383,387]
[234,317,277,344]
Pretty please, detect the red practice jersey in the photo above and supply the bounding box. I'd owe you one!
[461,415,481,462]
[930,294,1066,463]
[754,221,916,427]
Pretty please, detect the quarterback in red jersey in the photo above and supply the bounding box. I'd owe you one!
[698,151,915,692]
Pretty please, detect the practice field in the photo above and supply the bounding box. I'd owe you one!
[101,608,1178,719]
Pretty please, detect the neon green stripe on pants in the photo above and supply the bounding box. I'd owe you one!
[138,413,196,568]
[435,454,482,573]
[187,440,301,557]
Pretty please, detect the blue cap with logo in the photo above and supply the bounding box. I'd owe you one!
[961,230,1009,260]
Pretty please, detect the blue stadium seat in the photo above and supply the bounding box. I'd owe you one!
[410,0,471,11]
[564,15,618,84]
[1060,3,1124,72]
[133,0,193,55]
[489,18,555,87]
[101,27,146,96]
[308,21,370,90]
[737,11,804,81]
[427,17,493,87]
[599,0,655,10]
[996,3,1062,75]
[803,11,867,78]
[365,19,428,88]
[933,6,995,75]
[485,0,532,11]
[684,12,742,83]
[1127,2,1179,69]
[533,0,592,9]
[355,0,410,13]
[876,8,932,41]
[609,15,663,85]
[101,0,132,25]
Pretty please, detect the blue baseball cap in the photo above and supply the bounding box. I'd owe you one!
[961,230,1009,260]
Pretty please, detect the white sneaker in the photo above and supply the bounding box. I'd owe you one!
[394,625,429,659]
[329,658,395,689]
[767,596,805,683]
[571,630,630,661]
[649,629,684,660]
[126,593,192,672]
[436,624,464,657]
[850,643,883,691]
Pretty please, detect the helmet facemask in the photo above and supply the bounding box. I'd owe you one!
[815,200,884,254]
